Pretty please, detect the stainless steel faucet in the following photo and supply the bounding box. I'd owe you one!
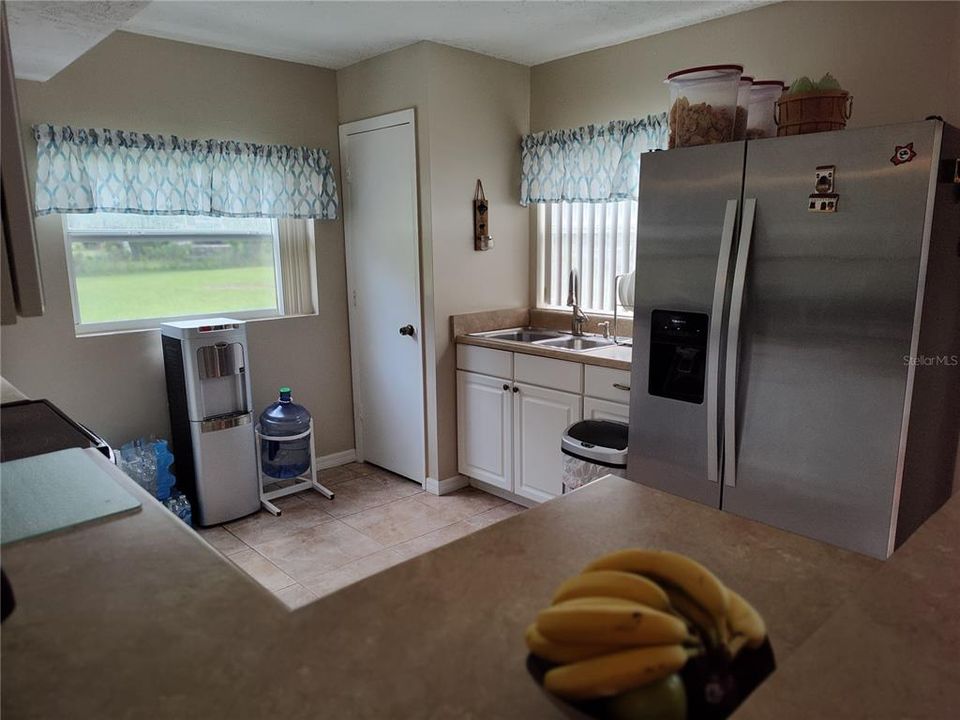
[567,269,589,336]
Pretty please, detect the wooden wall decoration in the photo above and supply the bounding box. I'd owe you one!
[473,179,493,251]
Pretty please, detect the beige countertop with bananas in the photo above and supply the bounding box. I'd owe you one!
[2,474,958,718]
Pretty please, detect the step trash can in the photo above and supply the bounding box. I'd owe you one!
[561,419,629,493]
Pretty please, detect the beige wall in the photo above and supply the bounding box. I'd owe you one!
[425,44,529,480]
[0,32,355,456]
[531,2,960,132]
[952,2,960,112]
[338,42,529,481]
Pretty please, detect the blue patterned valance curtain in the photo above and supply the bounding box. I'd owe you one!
[520,113,668,206]
[33,125,339,219]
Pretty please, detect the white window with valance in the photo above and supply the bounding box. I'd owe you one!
[34,124,337,333]
[521,113,667,316]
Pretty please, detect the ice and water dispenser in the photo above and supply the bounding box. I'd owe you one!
[648,310,708,404]
[161,318,260,525]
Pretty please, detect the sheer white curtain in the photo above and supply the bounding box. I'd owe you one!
[277,219,317,315]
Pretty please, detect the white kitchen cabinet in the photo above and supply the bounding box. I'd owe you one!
[456,344,630,504]
[583,396,630,424]
[513,382,582,503]
[457,370,512,491]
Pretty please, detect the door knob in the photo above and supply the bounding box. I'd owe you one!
[399,324,415,336]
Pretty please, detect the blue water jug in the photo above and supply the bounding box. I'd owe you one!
[259,387,312,479]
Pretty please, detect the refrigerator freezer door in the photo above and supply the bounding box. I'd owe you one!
[722,122,938,558]
[628,142,746,507]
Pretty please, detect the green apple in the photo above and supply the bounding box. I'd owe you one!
[603,674,686,720]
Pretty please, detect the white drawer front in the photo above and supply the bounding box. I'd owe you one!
[583,396,630,424]
[584,365,632,404]
[514,353,582,393]
[456,344,513,378]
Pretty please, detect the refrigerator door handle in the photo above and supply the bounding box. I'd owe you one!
[706,199,739,485]
[723,197,757,488]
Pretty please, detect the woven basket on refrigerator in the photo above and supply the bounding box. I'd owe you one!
[775,90,853,136]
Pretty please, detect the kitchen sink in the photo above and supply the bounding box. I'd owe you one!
[476,328,564,343]
[537,336,616,351]
[470,327,616,352]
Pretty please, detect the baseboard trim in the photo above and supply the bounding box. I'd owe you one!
[425,474,470,496]
[467,477,537,508]
[315,448,357,470]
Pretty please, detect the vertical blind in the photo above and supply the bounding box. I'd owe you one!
[539,199,638,314]
[525,113,666,314]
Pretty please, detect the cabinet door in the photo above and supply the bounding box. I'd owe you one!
[583,396,630,424]
[457,371,512,490]
[514,382,582,503]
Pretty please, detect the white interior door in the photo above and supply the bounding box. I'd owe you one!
[340,109,426,483]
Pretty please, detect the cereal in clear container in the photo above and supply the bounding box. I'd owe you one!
[666,64,743,148]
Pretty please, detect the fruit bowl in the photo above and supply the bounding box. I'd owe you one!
[527,640,775,720]
[524,549,777,719]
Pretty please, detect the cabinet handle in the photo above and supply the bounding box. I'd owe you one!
[502,384,510,391]
[613,383,631,392]
[512,386,520,393]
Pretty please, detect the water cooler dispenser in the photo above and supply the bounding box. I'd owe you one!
[161,318,260,526]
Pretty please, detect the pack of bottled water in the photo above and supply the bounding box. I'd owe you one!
[163,493,192,525]
[117,437,192,525]
[117,438,158,495]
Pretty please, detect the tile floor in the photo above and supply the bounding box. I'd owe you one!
[197,462,525,609]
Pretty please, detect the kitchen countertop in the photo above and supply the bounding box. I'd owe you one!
[456,333,633,371]
[2,466,958,718]
[733,489,960,719]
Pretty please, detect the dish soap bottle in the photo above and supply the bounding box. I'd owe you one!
[259,387,312,479]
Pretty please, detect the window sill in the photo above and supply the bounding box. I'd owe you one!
[535,304,634,319]
[73,310,319,339]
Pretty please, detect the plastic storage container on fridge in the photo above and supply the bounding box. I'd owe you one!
[561,420,629,493]
[746,80,785,139]
[734,76,754,140]
[666,64,743,148]
[259,387,312,479]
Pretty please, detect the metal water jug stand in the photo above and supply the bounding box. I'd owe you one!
[254,419,334,516]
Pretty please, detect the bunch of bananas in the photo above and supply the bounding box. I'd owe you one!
[525,548,766,710]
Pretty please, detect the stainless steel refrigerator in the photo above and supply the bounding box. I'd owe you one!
[628,120,959,559]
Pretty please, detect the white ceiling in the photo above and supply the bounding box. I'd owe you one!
[9,1,768,81]
[6,1,149,80]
